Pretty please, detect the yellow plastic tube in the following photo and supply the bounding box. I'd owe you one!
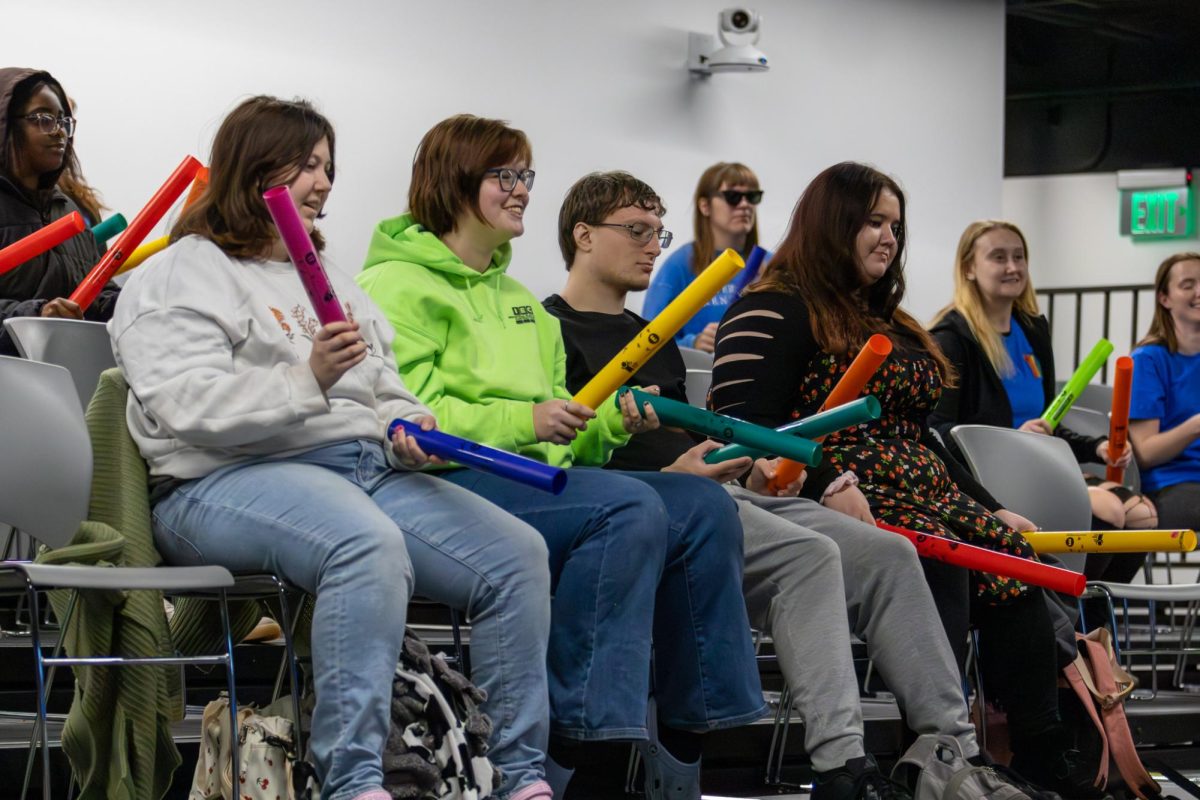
[572,248,744,410]
[1022,529,1197,554]
[115,235,169,275]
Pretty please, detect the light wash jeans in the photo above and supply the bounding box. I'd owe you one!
[442,466,766,741]
[152,440,552,800]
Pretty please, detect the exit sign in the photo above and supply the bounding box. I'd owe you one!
[1120,186,1194,238]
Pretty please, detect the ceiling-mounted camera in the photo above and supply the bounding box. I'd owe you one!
[689,7,769,76]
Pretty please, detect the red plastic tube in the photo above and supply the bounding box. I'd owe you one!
[876,521,1086,596]
[1106,356,1133,484]
[0,212,85,276]
[69,155,202,309]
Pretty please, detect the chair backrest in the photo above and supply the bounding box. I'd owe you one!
[679,346,714,371]
[684,368,712,408]
[0,356,91,548]
[1061,406,1142,492]
[3,317,116,411]
[1054,378,1114,414]
[950,424,1091,572]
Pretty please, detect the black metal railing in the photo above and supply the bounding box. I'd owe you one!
[1038,283,1154,384]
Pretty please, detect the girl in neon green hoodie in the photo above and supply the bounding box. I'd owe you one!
[358,114,764,800]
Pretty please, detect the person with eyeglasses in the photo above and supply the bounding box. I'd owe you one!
[0,67,117,355]
[358,115,764,800]
[642,161,768,353]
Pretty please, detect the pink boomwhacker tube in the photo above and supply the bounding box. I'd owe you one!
[0,212,85,276]
[876,520,1086,596]
[69,155,203,309]
[262,186,346,326]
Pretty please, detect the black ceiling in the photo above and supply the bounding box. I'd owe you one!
[1005,0,1200,176]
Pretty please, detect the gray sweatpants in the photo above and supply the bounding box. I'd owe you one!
[727,485,978,771]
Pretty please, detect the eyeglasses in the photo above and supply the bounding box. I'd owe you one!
[592,222,674,248]
[716,189,763,206]
[484,168,536,192]
[16,113,76,137]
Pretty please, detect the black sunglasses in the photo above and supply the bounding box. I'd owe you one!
[716,189,763,206]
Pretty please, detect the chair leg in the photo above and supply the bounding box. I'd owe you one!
[218,590,240,791]
[969,630,987,755]
[765,683,792,787]
[449,607,469,678]
[22,591,77,800]
[24,584,51,800]
[275,584,305,758]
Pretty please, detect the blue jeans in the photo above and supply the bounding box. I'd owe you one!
[441,466,766,740]
[152,441,552,800]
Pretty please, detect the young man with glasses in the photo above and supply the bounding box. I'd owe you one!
[0,67,116,356]
[544,170,1048,800]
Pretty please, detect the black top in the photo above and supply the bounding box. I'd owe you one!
[542,293,697,471]
[710,290,1002,510]
[929,309,1105,464]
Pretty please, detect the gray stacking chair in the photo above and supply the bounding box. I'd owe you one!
[0,356,240,799]
[3,318,116,412]
[1061,406,1142,492]
[684,368,712,408]
[678,345,714,370]
[1053,379,1114,415]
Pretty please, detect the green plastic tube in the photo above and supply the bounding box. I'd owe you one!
[1041,338,1114,430]
[703,395,881,463]
[618,387,821,467]
[90,213,127,244]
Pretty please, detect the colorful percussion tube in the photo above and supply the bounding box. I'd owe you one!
[69,155,203,309]
[387,418,567,495]
[876,521,1086,596]
[262,185,347,326]
[1023,529,1196,554]
[619,387,822,467]
[115,235,168,275]
[731,244,768,294]
[0,212,85,276]
[1106,356,1133,483]
[572,248,744,409]
[768,334,893,492]
[90,213,127,244]
[704,396,881,464]
[1041,338,1114,430]
[183,166,209,210]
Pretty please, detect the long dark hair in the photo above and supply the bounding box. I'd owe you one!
[1,71,78,202]
[752,161,952,380]
[172,95,335,258]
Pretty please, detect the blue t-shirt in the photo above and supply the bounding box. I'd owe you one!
[641,242,769,348]
[1129,343,1200,492]
[1000,320,1045,428]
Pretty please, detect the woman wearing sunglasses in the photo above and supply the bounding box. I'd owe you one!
[0,67,115,355]
[642,162,767,352]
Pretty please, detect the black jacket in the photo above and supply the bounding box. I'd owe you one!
[929,308,1105,464]
[0,68,116,355]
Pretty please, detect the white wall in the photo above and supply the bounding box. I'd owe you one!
[1003,173,1200,363]
[6,0,1005,319]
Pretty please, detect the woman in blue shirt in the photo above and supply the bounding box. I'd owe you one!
[931,220,1154,582]
[641,162,767,352]
[1129,252,1200,531]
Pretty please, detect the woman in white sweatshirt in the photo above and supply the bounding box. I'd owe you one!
[108,96,555,800]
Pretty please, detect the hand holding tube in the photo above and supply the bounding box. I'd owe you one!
[310,321,366,392]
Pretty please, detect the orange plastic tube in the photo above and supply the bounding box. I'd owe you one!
[876,521,1086,596]
[1106,356,1133,483]
[69,155,202,310]
[0,212,85,276]
[768,333,893,492]
[182,166,209,210]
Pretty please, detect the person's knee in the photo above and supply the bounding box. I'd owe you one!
[604,478,671,557]
[327,523,413,591]
[1088,486,1126,528]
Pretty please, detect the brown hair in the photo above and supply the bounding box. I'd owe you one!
[752,161,953,380]
[408,114,533,236]
[691,161,760,275]
[171,95,335,258]
[931,220,1040,376]
[557,171,665,268]
[1137,251,1200,352]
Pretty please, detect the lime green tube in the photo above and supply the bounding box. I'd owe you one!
[1041,339,1114,430]
[619,387,821,467]
[703,396,881,464]
[90,213,127,244]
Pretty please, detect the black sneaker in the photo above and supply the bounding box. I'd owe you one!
[812,755,915,800]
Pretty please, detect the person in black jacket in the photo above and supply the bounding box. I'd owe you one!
[0,67,117,355]
[929,220,1154,583]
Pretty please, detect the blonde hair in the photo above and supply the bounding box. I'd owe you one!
[932,220,1040,376]
[1138,252,1200,352]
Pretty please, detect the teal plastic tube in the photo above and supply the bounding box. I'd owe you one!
[90,213,127,244]
[1041,339,1114,430]
[703,395,881,463]
[619,387,821,467]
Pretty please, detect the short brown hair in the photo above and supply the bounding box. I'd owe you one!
[172,95,335,258]
[557,171,665,269]
[408,114,533,237]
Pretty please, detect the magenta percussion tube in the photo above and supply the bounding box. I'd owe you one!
[262,185,346,326]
